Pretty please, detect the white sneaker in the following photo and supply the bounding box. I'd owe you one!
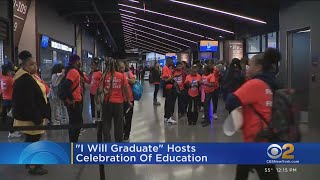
[8,132,21,139]
[167,117,177,124]
[213,114,218,120]
[164,118,168,122]
[202,114,205,119]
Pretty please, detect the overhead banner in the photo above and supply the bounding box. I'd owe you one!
[1,141,320,165]
[13,0,31,45]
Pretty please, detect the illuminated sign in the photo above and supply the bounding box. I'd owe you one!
[88,52,93,59]
[200,40,218,52]
[51,41,72,52]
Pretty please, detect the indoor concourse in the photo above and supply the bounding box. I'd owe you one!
[0,83,319,180]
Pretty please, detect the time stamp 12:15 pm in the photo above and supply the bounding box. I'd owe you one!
[265,167,298,173]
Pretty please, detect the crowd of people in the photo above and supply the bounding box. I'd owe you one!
[0,47,282,179]
[149,56,248,127]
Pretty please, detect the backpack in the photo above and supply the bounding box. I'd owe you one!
[57,67,79,101]
[132,80,143,101]
[251,89,301,143]
[52,73,64,97]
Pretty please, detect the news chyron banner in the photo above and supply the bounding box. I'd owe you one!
[1,141,320,164]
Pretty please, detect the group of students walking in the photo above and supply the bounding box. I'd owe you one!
[151,57,222,127]
[0,51,136,175]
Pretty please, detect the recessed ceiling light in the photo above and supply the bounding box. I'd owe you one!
[169,0,266,24]
[122,20,197,44]
[118,3,234,34]
[123,25,189,47]
[120,13,206,38]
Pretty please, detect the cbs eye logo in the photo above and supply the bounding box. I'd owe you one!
[267,144,295,159]
[19,141,69,164]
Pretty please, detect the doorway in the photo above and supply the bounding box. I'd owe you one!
[287,28,311,121]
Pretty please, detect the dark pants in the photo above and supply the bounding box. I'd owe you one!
[67,102,83,143]
[2,100,13,133]
[172,89,187,115]
[213,90,219,114]
[90,94,101,118]
[25,134,41,142]
[235,164,279,180]
[102,102,124,142]
[153,84,160,100]
[187,96,199,125]
[123,101,134,138]
[204,92,214,123]
[164,89,174,119]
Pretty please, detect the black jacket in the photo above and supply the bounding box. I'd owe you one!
[12,72,47,125]
[151,67,161,83]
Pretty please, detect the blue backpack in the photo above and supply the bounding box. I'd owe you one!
[132,81,143,101]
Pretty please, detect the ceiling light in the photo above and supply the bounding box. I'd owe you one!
[122,23,134,27]
[119,9,137,14]
[219,36,223,38]
[169,0,266,24]
[130,44,166,54]
[131,38,177,52]
[120,14,205,38]
[128,0,139,3]
[118,3,234,34]
[123,32,181,50]
[122,25,189,47]
[122,20,197,44]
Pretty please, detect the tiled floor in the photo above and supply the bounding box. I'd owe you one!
[0,81,319,180]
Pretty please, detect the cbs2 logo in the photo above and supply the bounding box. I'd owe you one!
[267,144,295,159]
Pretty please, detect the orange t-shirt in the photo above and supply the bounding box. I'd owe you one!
[173,70,184,90]
[66,69,82,102]
[212,67,220,88]
[0,75,14,100]
[104,72,128,103]
[90,71,103,95]
[123,71,135,102]
[162,65,173,89]
[234,79,273,142]
[202,74,216,93]
[185,74,202,97]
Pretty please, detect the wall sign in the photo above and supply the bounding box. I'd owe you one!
[13,0,31,46]
[51,41,72,52]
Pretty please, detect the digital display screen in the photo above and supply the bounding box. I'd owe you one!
[41,35,49,48]
[199,40,218,52]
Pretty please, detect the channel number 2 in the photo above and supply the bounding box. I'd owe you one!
[268,144,294,159]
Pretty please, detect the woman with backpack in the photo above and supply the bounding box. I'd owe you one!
[225,48,281,180]
[49,63,67,125]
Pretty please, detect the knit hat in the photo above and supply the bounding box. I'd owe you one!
[68,54,81,65]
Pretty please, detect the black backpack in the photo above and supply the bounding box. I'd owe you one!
[57,67,79,101]
[251,89,301,142]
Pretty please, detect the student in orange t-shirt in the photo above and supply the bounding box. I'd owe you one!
[102,59,132,142]
[119,61,135,142]
[64,54,87,143]
[184,65,201,125]
[89,58,102,122]
[1,64,20,138]
[201,65,217,127]
[226,49,280,180]
[162,57,179,124]
[172,62,187,118]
